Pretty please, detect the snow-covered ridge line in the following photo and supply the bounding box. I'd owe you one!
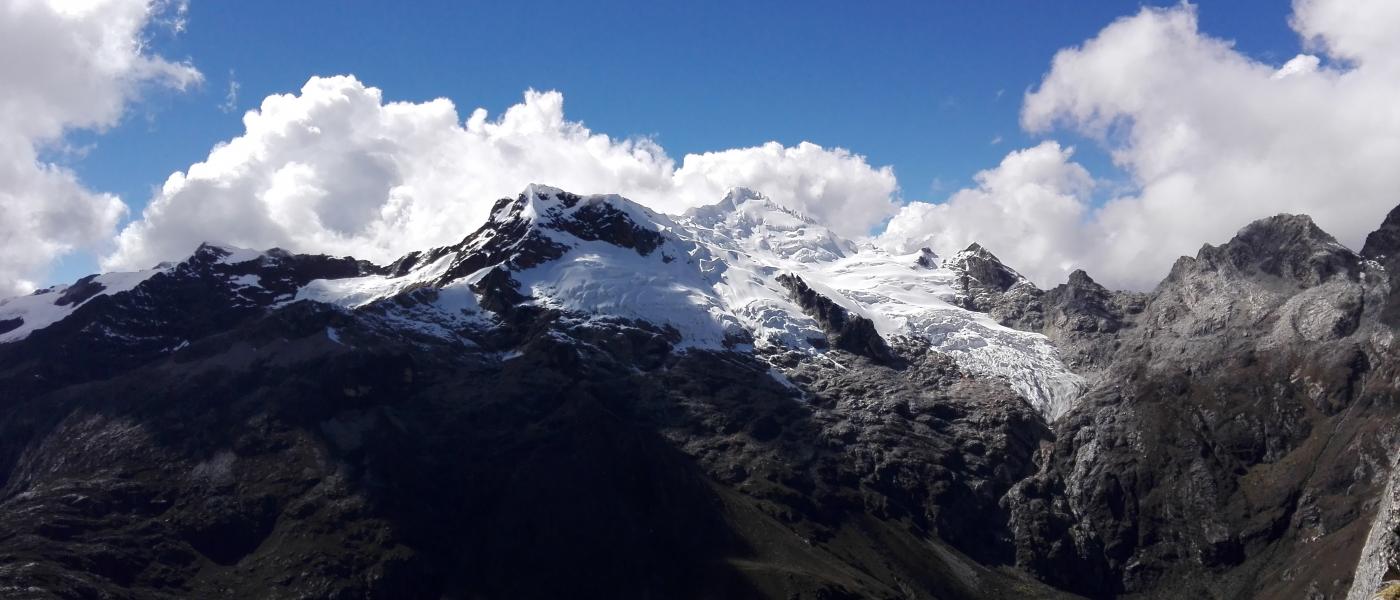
[295,184,1085,418]
[0,242,367,345]
[0,268,169,344]
[1,186,1085,419]
[0,241,271,344]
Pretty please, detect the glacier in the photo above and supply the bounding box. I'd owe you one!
[292,184,1085,419]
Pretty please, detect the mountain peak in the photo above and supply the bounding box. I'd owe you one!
[1236,212,1328,239]
[1187,213,1358,287]
[191,243,265,266]
[1066,268,1097,288]
[946,243,1025,292]
[916,247,939,269]
[490,185,670,255]
[716,186,767,209]
[1361,203,1400,261]
[686,187,818,227]
[521,182,566,197]
[683,187,854,263]
[372,185,675,300]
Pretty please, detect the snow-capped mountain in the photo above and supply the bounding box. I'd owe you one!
[0,267,166,344]
[1,185,1398,600]
[233,184,1080,418]
[1,185,1086,423]
[1,184,1085,418]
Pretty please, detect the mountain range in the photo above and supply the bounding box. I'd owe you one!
[0,184,1396,599]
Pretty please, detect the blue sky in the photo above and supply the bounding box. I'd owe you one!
[24,0,1388,289]
[76,0,1304,198]
[43,0,1308,284]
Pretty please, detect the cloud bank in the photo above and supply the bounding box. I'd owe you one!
[883,0,1400,289]
[12,0,1400,296]
[878,141,1092,278]
[104,78,899,270]
[0,0,199,296]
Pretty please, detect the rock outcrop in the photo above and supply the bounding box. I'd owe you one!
[776,273,894,362]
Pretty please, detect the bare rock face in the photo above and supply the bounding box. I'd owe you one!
[1362,205,1400,262]
[1347,453,1400,600]
[1193,213,1359,287]
[1006,212,1400,599]
[776,273,894,363]
[54,274,108,307]
[916,247,940,269]
[942,246,1146,385]
[1041,270,1135,336]
[945,243,1046,330]
[1034,270,1147,381]
[1362,205,1400,328]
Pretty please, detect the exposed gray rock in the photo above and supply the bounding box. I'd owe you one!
[916,247,939,269]
[1347,452,1400,600]
[1362,205,1400,262]
[1036,269,1147,381]
[54,274,107,307]
[943,246,1146,389]
[944,243,1046,329]
[1007,211,1400,598]
[776,273,895,363]
[1362,204,1400,328]
[0,289,1074,599]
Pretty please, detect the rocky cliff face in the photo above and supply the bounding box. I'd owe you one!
[1002,214,1400,599]
[1348,454,1400,600]
[0,187,1397,599]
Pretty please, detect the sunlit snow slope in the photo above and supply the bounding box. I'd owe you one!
[296,184,1084,418]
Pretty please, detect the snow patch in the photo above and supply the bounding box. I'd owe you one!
[0,267,168,344]
[211,245,263,265]
[297,252,458,309]
[228,274,261,288]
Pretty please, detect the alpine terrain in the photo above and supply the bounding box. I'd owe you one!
[0,184,1396,599]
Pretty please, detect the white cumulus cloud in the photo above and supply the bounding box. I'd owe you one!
[883,0,1400,289]
[878,141,1092,284]
[105,76,899,270]
[0,0,200,296]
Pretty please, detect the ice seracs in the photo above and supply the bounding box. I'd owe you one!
[812,245,1085,420]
